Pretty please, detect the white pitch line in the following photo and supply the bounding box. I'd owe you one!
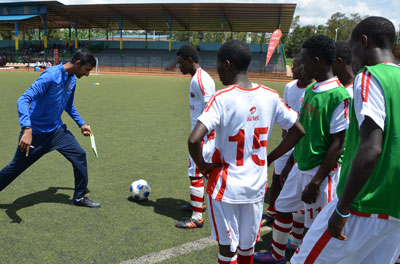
[120,226,272,264]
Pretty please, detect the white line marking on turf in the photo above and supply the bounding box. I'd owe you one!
[120,226,272,264]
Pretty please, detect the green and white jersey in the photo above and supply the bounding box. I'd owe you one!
[293,77,350,172]
[337,63,400,220]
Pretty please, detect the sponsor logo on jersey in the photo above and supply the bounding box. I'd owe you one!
[247,106,259,121]
[190,104,195,110]
[190,92,195,98]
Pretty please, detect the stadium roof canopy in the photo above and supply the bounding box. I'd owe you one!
[0,0,296,33]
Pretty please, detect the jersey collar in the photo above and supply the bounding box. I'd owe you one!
[312,77,342,92]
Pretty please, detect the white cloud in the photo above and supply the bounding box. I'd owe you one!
[289,0,399,30]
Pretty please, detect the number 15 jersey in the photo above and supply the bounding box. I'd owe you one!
[198,84,297,204]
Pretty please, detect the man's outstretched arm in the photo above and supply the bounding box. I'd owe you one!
[328,116,383,240]
[267,120,305,165]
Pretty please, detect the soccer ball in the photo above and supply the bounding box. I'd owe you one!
[130,179,151,201]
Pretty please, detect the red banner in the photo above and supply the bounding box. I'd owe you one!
[265,29,282,68]
[54,48,60,65]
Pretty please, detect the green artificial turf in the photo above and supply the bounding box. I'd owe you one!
[0,71,290,264]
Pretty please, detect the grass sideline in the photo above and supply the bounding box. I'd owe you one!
[0,71,292,264]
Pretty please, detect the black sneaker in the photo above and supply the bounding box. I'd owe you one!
[261,213,275,227]
[181,203,207,212]
[175,218,204,229]
[72,197,101,208]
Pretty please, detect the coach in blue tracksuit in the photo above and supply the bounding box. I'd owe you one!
[0,49,100,208]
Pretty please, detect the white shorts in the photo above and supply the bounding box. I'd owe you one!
[291,199,400,264]
[274,150,292,175]
[207,196,263,252]
[275,163,340,228]
[188,137,215,177]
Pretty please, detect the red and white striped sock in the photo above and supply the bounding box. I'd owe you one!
[190,178,204,220]
[218,253,237,264]
[266,205,276,218]
[272,215,293,259]
[291,212,305,245]
[237,247,254,264]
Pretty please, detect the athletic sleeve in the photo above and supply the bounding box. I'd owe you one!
[202,73,216,104]
[65,85,86,127]
[274,94,298,130]
[283,83,289,104]
[197,94,222,132]
[329,99,350,133]
[353,69,386,130]
[17,70,52,128]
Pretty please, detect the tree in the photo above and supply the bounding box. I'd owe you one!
[326,12,364,41]
[282,13,365,58]
[284,24,323,57]
[0,31,13,40]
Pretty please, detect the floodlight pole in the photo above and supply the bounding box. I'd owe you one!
[335,28,338,41]
[14,22,19,62]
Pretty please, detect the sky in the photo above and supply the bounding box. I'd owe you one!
[287,0,400,30]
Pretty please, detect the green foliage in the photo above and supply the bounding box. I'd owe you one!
[283,13,367,58]
[325,13,364,42]
[0,30,13,40]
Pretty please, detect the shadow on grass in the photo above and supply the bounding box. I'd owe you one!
[127,196,190,221]
[0,187,73,224]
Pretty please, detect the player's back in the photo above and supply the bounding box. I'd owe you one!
[284,79,309,114]
[189,68,215,129]
[201,84,296,204]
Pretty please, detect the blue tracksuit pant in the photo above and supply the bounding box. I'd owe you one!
[0,124,88,200]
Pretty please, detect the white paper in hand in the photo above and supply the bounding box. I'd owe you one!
[90,133,98,158]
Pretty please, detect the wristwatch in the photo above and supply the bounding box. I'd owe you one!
[23,126,32,130]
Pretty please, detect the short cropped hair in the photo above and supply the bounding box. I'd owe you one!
[177,44,199,63]
[292,53,302,66]
[335,41,352,65]
[70,49,96,67]
[217,40,252,71]
[302,35,336,65]
[350,16,395,49]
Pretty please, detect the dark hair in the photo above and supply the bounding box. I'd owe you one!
[302,35,336,65]
[217,40,251,71]
[70,49,96,67]
[292,53,302,66]
[335,41,352,65]
[351,16,395,49]
[176,44,199,63]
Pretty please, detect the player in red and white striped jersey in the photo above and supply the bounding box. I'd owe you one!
[175,45,216,229]
[188,40,305,264]
[333,41,354,98]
